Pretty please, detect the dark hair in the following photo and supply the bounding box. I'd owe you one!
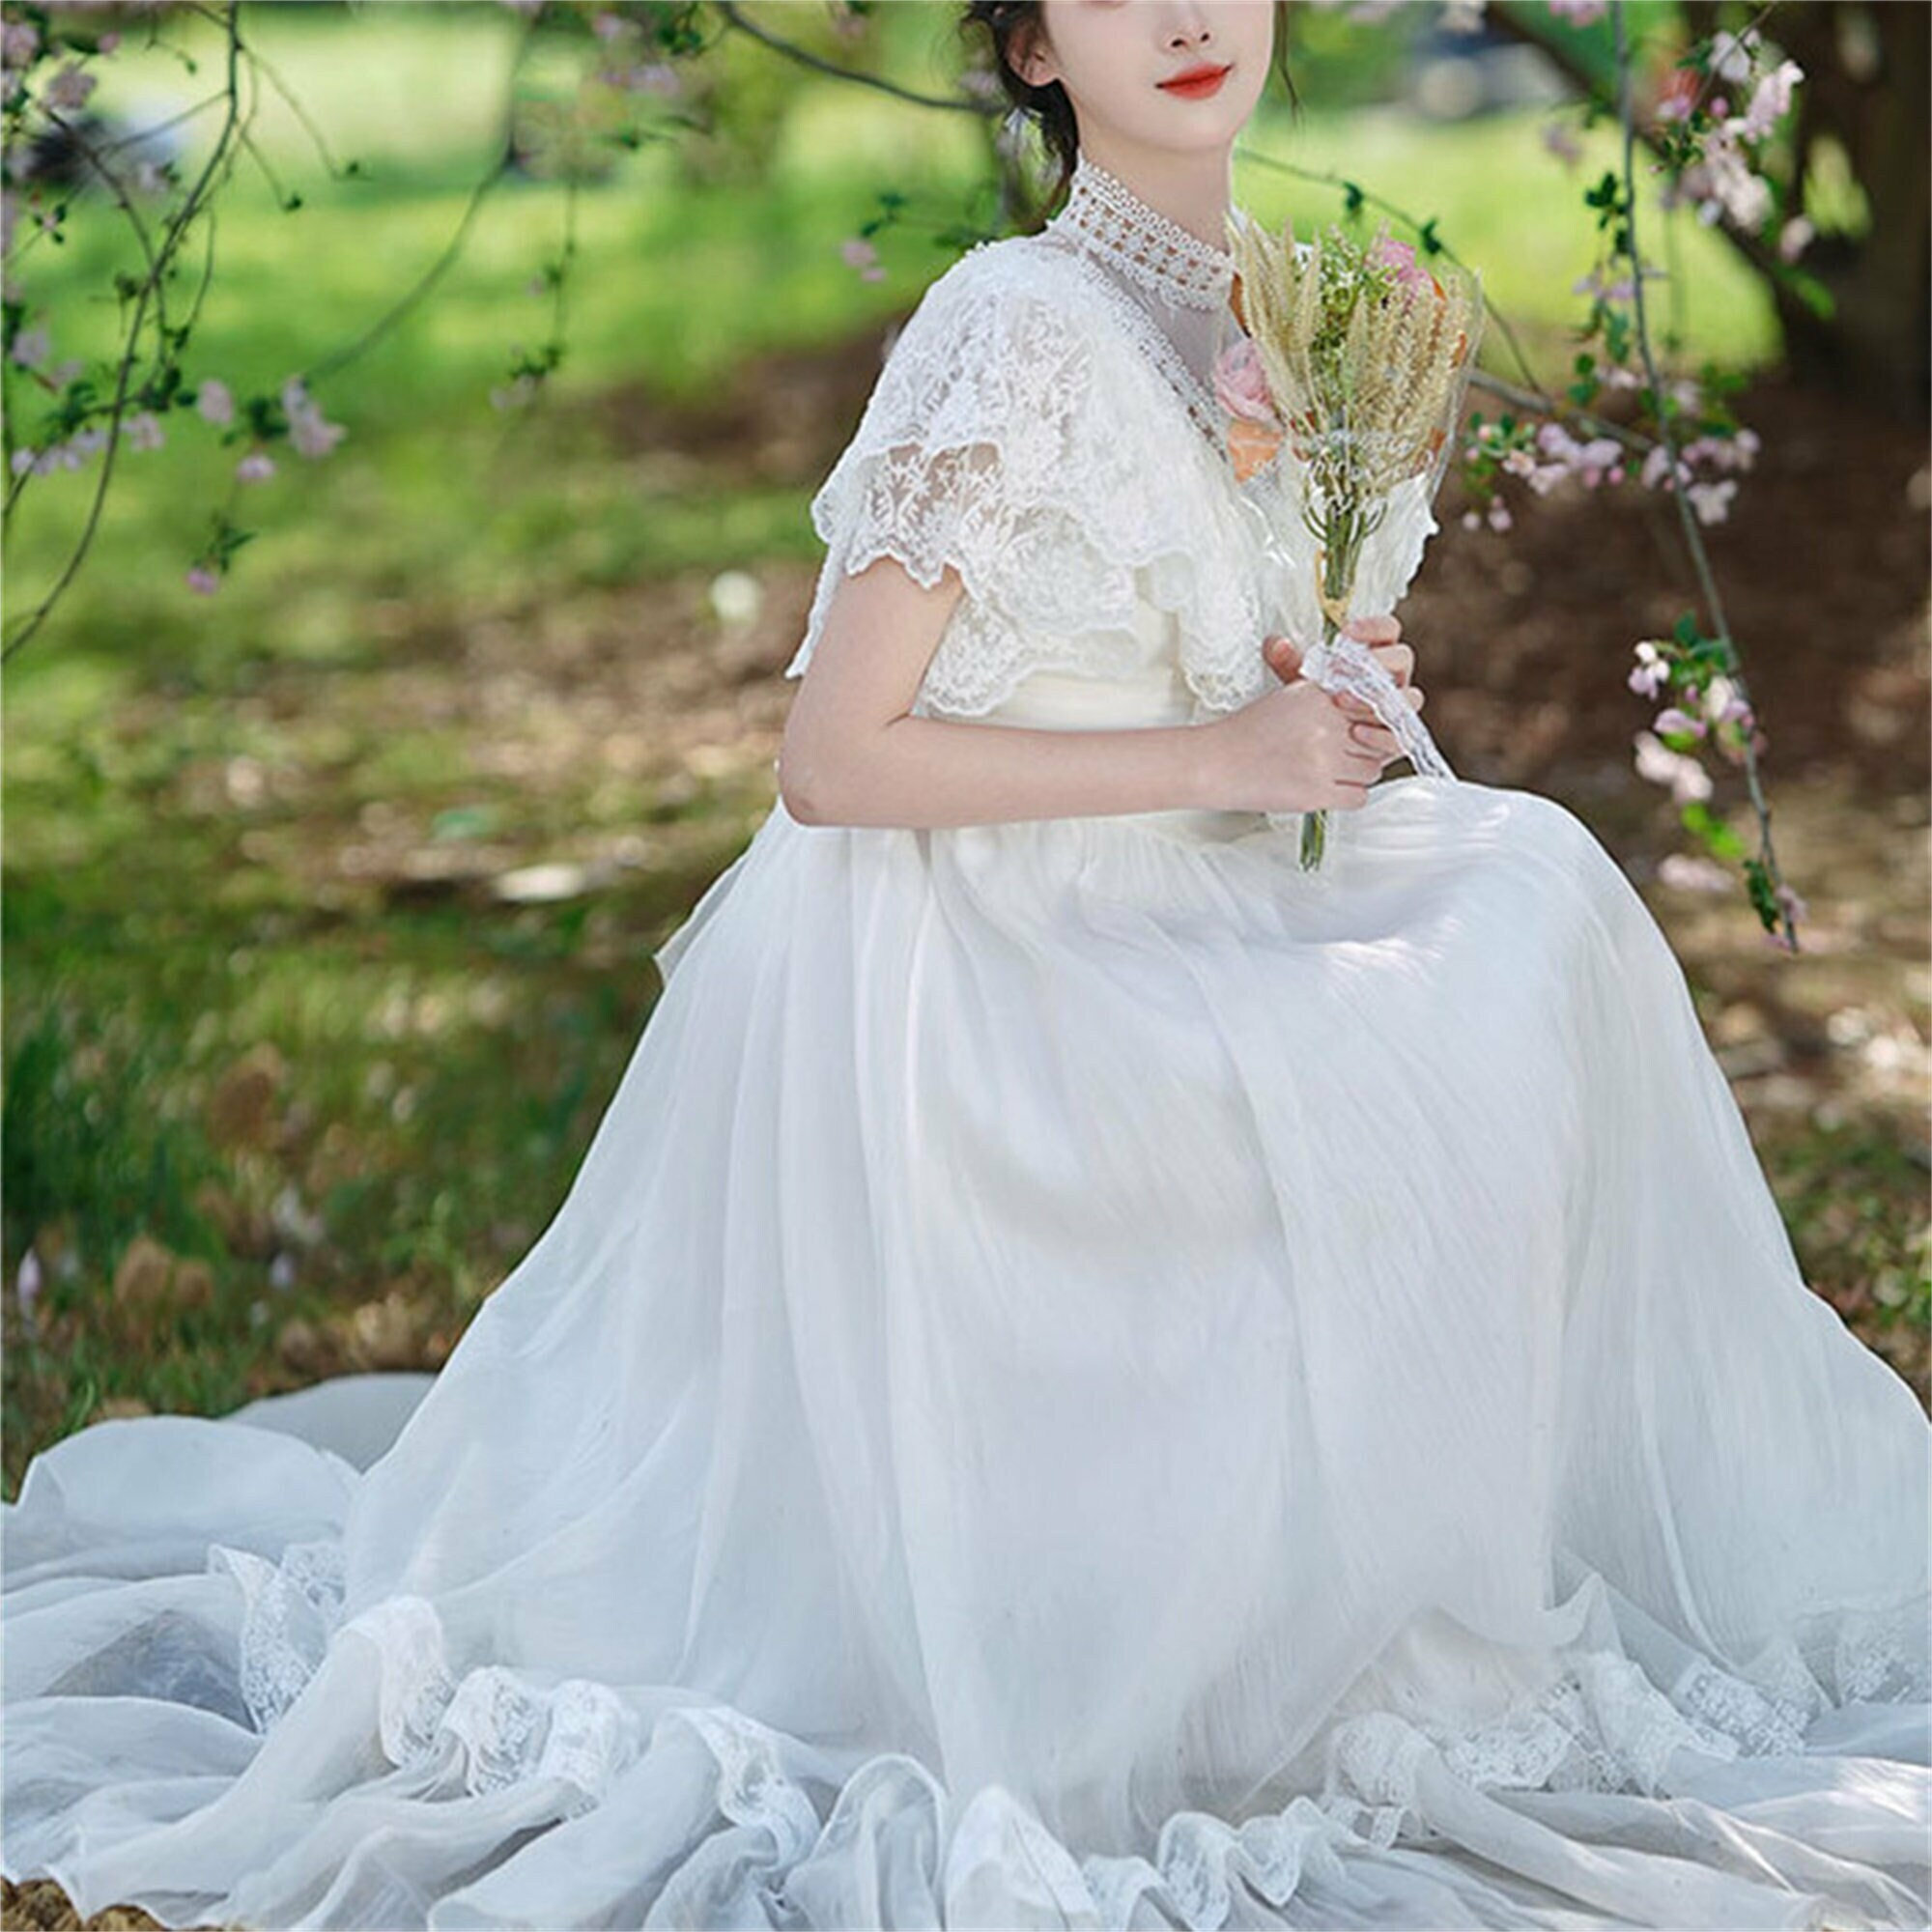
[960,1,1302,217]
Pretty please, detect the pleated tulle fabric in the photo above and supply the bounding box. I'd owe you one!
[7,208,1931,1930]
[7,760,1929,1931]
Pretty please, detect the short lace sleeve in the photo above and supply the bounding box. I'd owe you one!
[781,238,1271,722]
[781,241,1107,717]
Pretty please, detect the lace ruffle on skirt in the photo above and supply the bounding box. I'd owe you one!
[192,1518,1930,1931]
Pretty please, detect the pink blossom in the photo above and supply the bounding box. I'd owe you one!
[1709,27,1761,87]
[33,439,78,472]
[1,18,40,67]
[1572,264,1634,302]
[1640,444,1694,492]
[1212,335,1280,426]
[197,378,235,425]
[1540,121,1581,166]
[1547,0,1605,22]
[1627,643,1669,699]
[186,564,221,595]
[289,403,345,458]
[1654,67,1699,126]
[1740,59,1803,142]
[1674,108,1758,227]
[124,410,165,451]
[1653,705,1706,738]
[1524,420,1622,494]
[1686,477,1737,526]
[236,450,275,482]
[1634,729,1713,804]
[1657,852,1730,893]
[43,60,96,111]
[839,237,884,283]
[9,323,48,368]
[1368,235,1433,292]
[1777,215,1814,264]
[282,376,346,457]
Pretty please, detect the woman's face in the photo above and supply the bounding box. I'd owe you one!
[1019,0,1273,160]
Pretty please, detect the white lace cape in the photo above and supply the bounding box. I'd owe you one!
[782,235,1276,723]
[781,232,1446,724]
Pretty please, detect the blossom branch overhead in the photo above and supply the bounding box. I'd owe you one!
[0,0,1835,942]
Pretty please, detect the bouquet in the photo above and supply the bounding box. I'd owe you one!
[1214,214,1484,870]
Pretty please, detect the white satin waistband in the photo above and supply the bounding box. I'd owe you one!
[955,668,1273,846]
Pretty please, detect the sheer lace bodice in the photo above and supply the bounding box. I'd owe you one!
[781,154,1442,727]
[1036,152,1240,456]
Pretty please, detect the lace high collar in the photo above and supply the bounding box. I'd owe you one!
[1045,153,1235,313]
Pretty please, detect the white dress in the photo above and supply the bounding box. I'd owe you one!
[6,156,1930,1932]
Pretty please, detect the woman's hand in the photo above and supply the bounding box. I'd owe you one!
[1199,615,1426,816]
[1264,613,1413,699]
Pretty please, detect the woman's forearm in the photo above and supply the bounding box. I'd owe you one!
[781,711,1223,830]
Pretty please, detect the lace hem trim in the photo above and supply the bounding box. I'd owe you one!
[211,1530,1930,1928]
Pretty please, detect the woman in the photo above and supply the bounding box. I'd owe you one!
[6,4,1928,1927]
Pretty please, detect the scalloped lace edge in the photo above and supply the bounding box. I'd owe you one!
[206,1534,1931,1929]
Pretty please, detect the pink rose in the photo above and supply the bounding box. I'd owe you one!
[1211,335,1279,427]
[1369,235,1435,292]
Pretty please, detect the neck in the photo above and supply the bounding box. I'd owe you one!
[1071,141,1233,255]
[1047,149,1237,314]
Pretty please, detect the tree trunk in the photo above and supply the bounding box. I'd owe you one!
[1769,1,1928,412]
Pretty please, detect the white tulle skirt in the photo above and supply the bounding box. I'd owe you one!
[6,761,1929,1932]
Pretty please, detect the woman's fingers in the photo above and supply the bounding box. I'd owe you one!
[1263,634,1302,682]
[1335,684,1424,718]
[1343,613,1402,646]
[1368,639,1414,685]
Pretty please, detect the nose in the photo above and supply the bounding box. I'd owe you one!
[1161,2,1214,52]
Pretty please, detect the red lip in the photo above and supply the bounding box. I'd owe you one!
[1158,62,1232,99]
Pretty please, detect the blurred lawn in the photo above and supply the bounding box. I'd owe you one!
[3,3,1799,1487]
